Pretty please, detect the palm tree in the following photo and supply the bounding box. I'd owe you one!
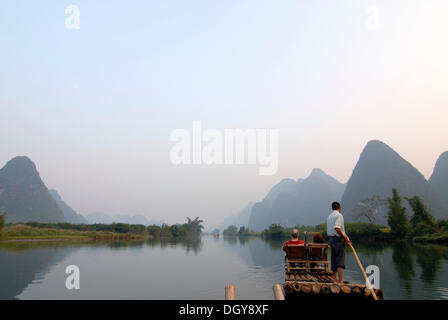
[186,217,204,236]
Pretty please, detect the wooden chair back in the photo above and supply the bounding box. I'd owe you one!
[307,243,329,261]
[285,244,306,260]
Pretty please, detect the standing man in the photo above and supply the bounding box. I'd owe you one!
[327,202,351,284]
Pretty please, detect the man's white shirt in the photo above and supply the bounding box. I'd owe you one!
[327,210,345,237]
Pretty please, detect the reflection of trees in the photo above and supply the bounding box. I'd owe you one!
[350,241,388,259]
[414,244,447,284]
[146,237,203,254]
[392,242,415,296]
[222,235,238,245]
[238,235,248,246]
[107,240,146,250]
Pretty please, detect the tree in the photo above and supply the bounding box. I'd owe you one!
[263,224,285,238]
[353,195,387,223]
[387,189,410,239]
[223,225,238,236]
[238,226,250,236]
[406,196,438,236]
[185,217,204,237]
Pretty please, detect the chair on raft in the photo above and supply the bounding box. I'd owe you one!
[284,244,308,273]
[307,243,330,273]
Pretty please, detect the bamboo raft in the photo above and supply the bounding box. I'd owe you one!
[282,241,385,300]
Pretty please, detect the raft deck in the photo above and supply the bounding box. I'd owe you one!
[283,242,384,300]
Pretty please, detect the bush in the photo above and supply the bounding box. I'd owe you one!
[263,224,287,239]
[223,225,238,237]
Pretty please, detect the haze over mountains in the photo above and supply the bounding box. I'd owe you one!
[49,189,88,224]
[248,168,345,231]
[429,151,448,206]
[216,202,254,230]
[85,212,164,225]
[221,140,448,231]
[1,139,447,229]
[342,140,445,224]
[0,156,156,225]
[0,156,64,223]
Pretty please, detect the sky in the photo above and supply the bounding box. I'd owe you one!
[1,0,447,228]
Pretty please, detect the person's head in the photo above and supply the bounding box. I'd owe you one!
[313,233,325,244]
[291,229,299,240]
[331,201,341,212]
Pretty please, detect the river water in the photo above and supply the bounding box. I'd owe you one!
[1,236,448,300]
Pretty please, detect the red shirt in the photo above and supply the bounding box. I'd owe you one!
[282,239,305,251]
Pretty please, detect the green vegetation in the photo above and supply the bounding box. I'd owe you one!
[406,195,438,237]
[2,224,146,241]
[387,188,410,239]
[262,224,288,238]
[23,221,148,234]
[1,217,205,242]
[383,189,448,243]
[146,217,204,240]
[220,189,447,244]
[223,225,238,236]
[260,222,390,241]
[222,225,258,237]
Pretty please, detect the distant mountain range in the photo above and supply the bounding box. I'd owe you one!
[216,202,255,230]
[429,151,448,206]
[49,189,89,224]
[248,168,346,231]
[221,140,448,231]
[0,156,157,226]
[342,140,445,224]
[2,140,447,228]
[85,212,162,226]
[0,156,64,223]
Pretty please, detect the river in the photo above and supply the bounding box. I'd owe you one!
[1,236,448,300]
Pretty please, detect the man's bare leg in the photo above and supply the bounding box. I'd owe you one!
[337,267,344,284]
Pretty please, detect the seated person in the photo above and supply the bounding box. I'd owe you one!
[313,233,325,244]
[282,229,305,251]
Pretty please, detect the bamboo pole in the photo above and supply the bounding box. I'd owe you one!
[301,284,312,294]
[340,285,351,295]
[273,284,285,300]
[312,283,321,295]
[352,286,362,296]
[330,284,340,294]
[225,284,235,300]
[293,283,301,293]
[321,284,330,295]
[348,244,378,301]
[283,283,293,295]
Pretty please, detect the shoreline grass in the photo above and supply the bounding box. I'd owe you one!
[1,224,148,242]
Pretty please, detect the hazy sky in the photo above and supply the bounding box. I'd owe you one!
[1,1,447,228]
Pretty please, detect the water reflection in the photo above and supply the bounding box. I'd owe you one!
[1,237,448,300]
[414,244,447,284]
[0,242,77,300]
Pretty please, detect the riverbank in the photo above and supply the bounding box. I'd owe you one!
[1,224,148,242]
[222,222,448,244]
[413,231,448,244]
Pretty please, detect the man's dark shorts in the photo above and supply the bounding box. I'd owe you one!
[328,236,345,272]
